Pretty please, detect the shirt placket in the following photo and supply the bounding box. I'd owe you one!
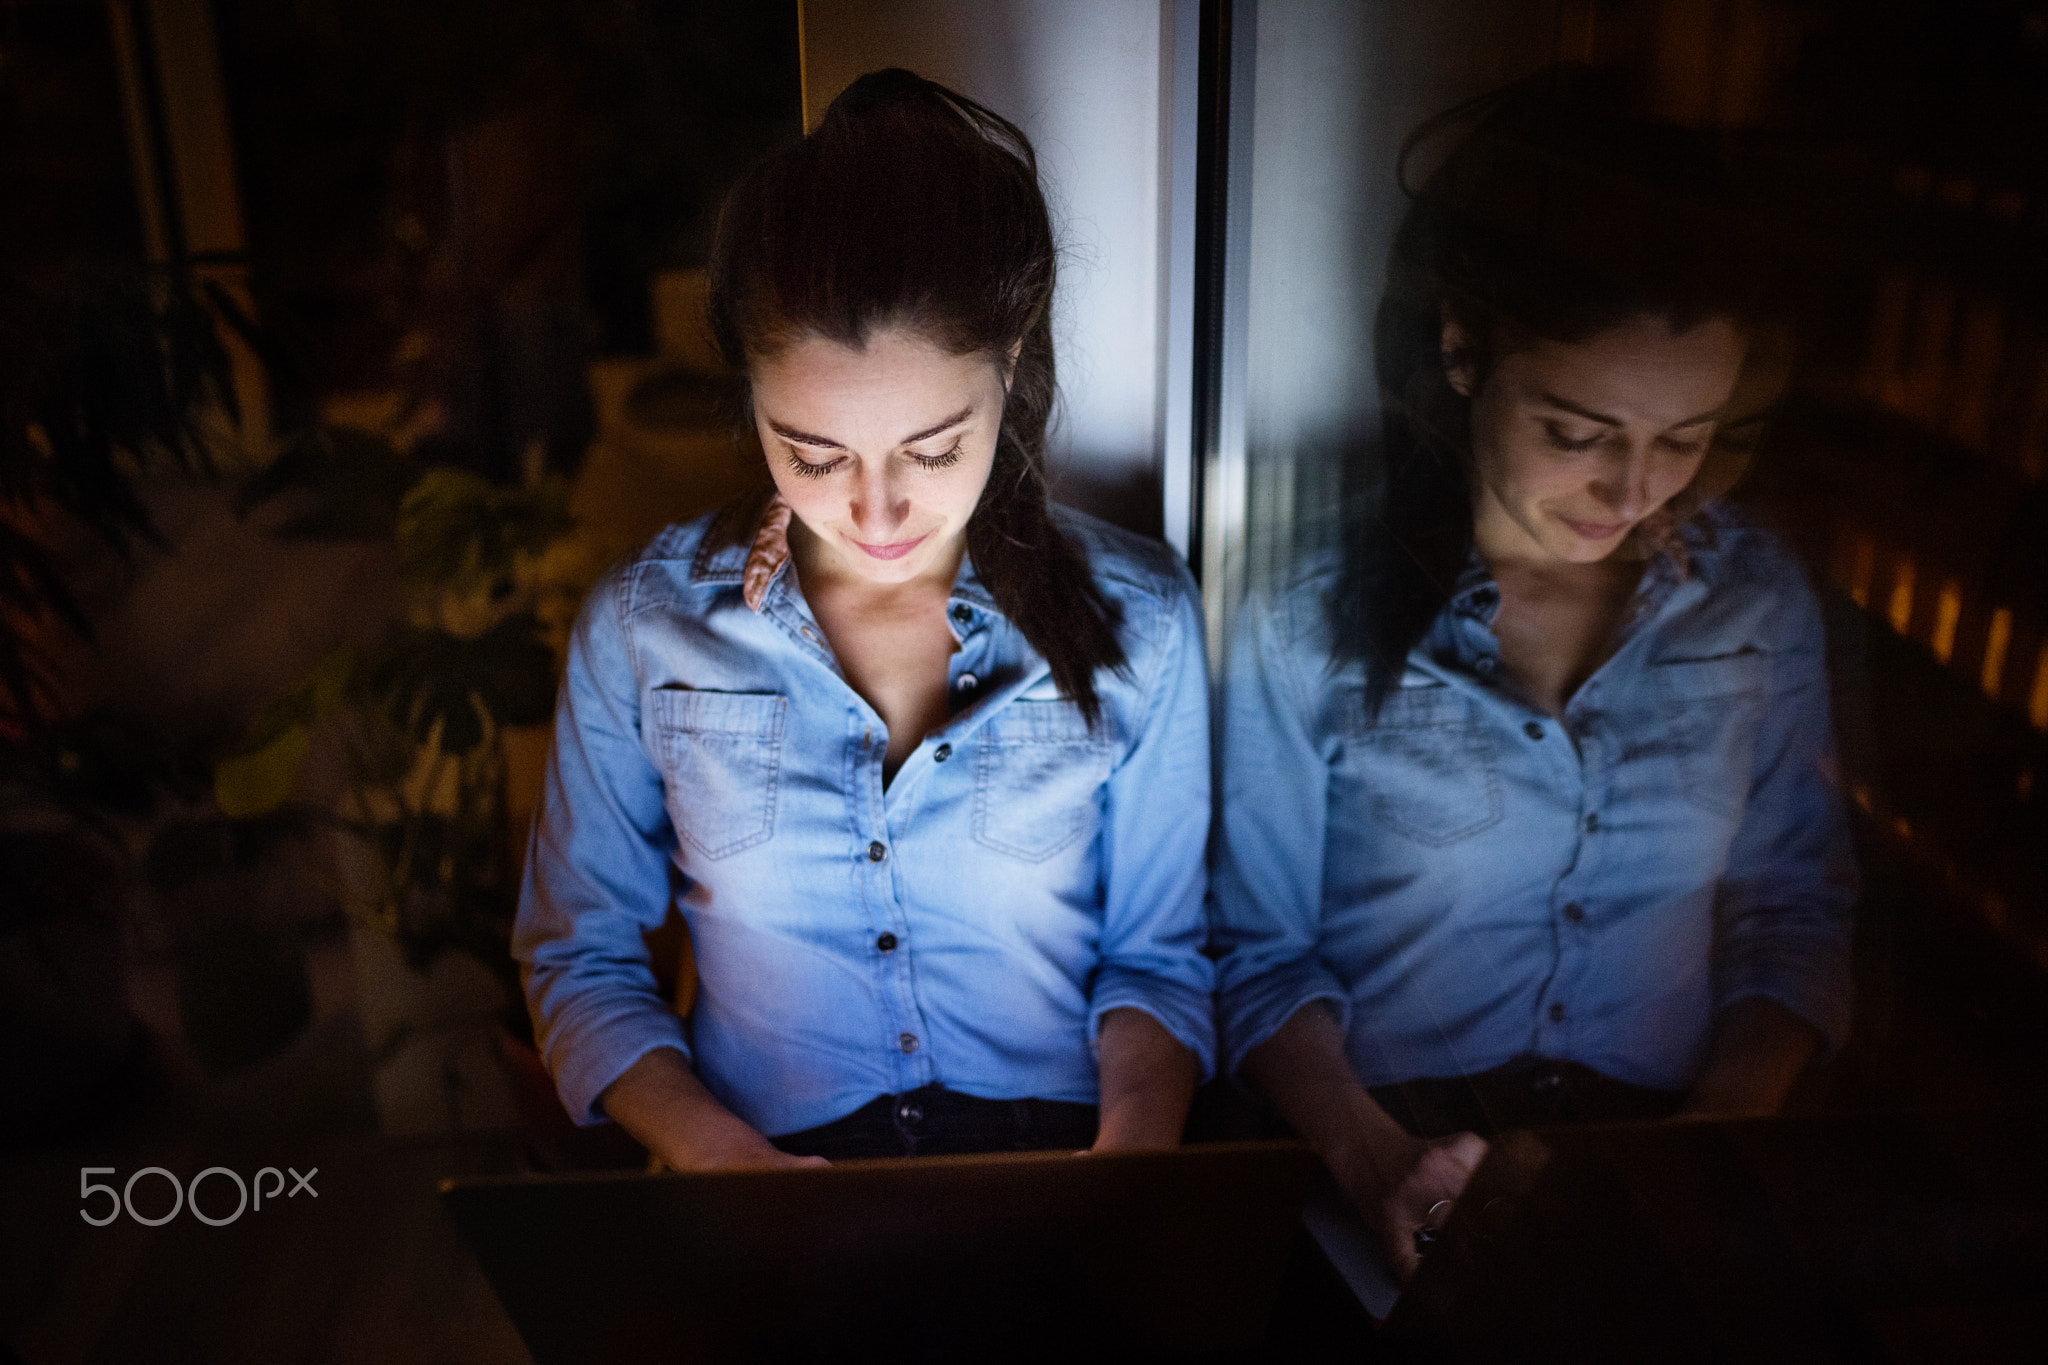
[1454,593,1600,1056]
[1537,689,1608,1055]
[851,593,997,1090]
[763,571,944,1090]
[1527,564,1684,1059]
[850,710,937,1090]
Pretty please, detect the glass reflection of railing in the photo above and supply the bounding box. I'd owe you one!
[1834,528,2048,730]
[1827,511,2048,976]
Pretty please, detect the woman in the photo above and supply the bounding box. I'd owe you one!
[1211,72,1857,1280]
[515,71,1213,1168]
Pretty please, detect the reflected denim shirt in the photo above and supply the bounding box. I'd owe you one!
[514,499,1215,1137]
[1212,505,1857,1093]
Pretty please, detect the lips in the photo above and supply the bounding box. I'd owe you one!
[849,532,929,561]
[1557,515,1629,541]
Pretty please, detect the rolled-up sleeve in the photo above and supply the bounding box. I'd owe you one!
[513,568,691,1125]
[1210,591,1350,1074]
[1086,564,1218,1079]
[1710,582,1859,1056]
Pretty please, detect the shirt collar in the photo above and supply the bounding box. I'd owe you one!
[741,496,795,612]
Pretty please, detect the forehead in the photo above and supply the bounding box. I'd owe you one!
[750,329,995,419]
[1500,315,1746,425]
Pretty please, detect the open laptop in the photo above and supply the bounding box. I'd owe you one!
[440,1140,1320,1363]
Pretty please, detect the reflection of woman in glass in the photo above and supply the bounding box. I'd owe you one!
[516,71,1212,1168]
[1213,73,1856,1280]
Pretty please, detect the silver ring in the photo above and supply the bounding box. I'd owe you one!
[1425,1199,1455,1222]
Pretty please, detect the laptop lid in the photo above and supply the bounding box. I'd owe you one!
[441,1140,1319,1363]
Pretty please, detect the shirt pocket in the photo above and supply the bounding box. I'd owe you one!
[649,689,788,860]
[1652,652,1770,819]
[973,699,1114,862]
[1346,684,1503,847]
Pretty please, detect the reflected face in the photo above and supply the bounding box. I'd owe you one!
[1449,314,1746,565]
[750,328,1009,586]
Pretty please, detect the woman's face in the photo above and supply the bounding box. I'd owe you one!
[750,326,1011,586]
[1448,313,1746,566]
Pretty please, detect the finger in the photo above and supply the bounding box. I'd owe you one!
[1407,1145,1478,1201]
[1442,1130,1489,1176]
[1387,1230,1422,1287]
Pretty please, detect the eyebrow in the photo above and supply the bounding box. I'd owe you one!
[767,407,975,451]
[1537,392,1723,429]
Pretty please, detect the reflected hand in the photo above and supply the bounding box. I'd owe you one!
[1372,1131,1488,1285]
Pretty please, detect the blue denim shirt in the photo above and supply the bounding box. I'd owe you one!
[514,499,1215,1137]
[1212,505,1857,1093]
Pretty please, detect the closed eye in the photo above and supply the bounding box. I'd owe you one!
[782,446,845,479]
[908,440,963,471]
[1543,422,1605,453]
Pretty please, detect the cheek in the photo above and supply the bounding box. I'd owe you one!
[1483,431,1578,508]
[934,440,1001,521]
[763,459,846,525]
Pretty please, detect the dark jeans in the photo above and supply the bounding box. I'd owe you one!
[1370,1057,1683,1140]
[770,1084,1100,1160]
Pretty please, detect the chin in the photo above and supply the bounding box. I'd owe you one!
[847,559,927,584]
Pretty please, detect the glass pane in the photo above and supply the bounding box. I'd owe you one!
[1216,0,2048,1325]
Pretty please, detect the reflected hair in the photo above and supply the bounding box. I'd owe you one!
[1340,65,1782,715]
[705,68,1125,728]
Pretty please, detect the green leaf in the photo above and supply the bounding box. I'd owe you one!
[214,722,311,818]
[397,466,572,591]
[233,641,357,756]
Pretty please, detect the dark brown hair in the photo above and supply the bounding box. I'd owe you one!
[705,68,1125,727]
[1341,65,1782,715]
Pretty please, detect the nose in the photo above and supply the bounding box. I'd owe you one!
[846,463,911,539]
[1587,443,1654,520]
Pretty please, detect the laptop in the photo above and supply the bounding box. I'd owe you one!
[440,1140,1320,1363]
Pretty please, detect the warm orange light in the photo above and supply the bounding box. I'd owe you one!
[1982,608,2012,699]
[1931,580,1962,663]
[1887,558,1916,635]
[2029,644,2048,730]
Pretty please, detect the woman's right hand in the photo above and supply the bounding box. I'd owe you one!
[1345,1129,1489,1285]
[1240,1006,1487,1282]
[601,1047,830,1173]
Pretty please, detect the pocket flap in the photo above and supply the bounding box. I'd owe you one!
[651,689,787,737]
[1653,652,1769,701]
[980,697,1097,744]
[1352,683,1472,734]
